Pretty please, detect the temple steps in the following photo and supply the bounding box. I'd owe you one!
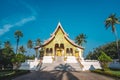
[39,63,82,71]
[39,56,82,71]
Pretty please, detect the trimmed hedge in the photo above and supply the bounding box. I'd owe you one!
[0,70,30,80]
[91,69,120,78]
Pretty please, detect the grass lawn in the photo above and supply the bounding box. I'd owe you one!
[0,70,30,80]
[109,70,120,77]
[91,69,120,78]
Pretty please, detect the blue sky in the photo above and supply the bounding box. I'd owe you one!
[0,0,120,57]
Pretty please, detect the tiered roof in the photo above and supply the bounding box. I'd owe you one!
[43,22,84,49]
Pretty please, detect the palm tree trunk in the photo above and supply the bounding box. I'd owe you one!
[16,39,19,54]
[114,29,120,61]
[114,31,119,50]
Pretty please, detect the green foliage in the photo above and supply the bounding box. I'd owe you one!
[0,41,2,49]
[4,41,11,48]
[86,40,120,60]
[27,40,33,49]
[0,31,26,70]
[14,30,23,39]
[91,69,120,78]
[36,38,41,46]
[105,13,120,61]
[1,47,15,68]
[75,33,87,46]
[0,70,30,79]
[105,14,119,32]
[11,53,25,64]
[98,51,112,62]
[19,46,26,54]
[98,51,112,70]
[14,30,23,54]
[35,38,42,57]
[26,55,35,59]
[27,40,33,55]
[85,51,96,60]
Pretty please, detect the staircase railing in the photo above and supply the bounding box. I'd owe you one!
[77,58,84,71]
[35,61,42,71]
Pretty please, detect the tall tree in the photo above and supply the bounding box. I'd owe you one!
[36,38,41,46]
[27,40,33,54]
[2,41,14,68]
[35,38,41,57]
[75,33,87,46]
[86,41,120,60]
[0,40,2,49]
[105,14,120,60]
[19,45,26,54]
[98,51,112,71]
[14,30,23,54]
[4,41,11,48]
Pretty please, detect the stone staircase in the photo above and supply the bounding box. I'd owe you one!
[39,56,82,71]
[67,63,82,71]
[19,59,41,70]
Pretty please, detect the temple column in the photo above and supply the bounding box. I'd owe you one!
[44,48,46,56]
[52,47,54,56]
[64,48,67,61]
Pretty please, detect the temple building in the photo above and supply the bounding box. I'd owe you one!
[20,22,102,71]
[37,22,84,61]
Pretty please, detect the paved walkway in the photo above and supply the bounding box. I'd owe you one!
[13,71,119,80]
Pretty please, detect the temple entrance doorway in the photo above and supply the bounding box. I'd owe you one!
[54,43,65,62]
[55,43,64,56]
[56,49,62,56]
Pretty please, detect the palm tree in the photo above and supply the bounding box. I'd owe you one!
[4,41,11,48]
[27,40,33,54]
[14,30,23,54]
[3,41,14,59]
[19,45,26,54]
[105,14,120,60]
[75,33,87,46]
[35,38,41,57]
[0,40,2,49]
[36,38,41,46]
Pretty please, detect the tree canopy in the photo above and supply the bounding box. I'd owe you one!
[14,30,23,54]
[75,33,87,46]
[86,40,120,60]
[98,51,112,70]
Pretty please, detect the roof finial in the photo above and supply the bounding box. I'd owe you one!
[58,21,61,26]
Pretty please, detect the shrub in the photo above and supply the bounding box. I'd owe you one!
[91,69,120,78]
[98,51,112,71]
[0,70,30,79]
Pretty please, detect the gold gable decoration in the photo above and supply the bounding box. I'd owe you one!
[36,22,84,62]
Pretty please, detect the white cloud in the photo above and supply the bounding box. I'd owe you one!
[0,24,13,35]
[0,16,36,35]
[0,1,37,36]
[15,16,36,26]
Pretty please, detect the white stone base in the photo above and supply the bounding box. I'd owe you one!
[81,60,101,71]
[42,56,53,63]
[19,59,40,70]
[66,56,78,63]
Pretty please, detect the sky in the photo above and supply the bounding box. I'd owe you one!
[0,0,120,57]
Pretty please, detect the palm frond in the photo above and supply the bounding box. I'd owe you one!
[105,13,119,32]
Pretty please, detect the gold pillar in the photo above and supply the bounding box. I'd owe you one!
[52,47,54,56]
[44,48,46,56]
